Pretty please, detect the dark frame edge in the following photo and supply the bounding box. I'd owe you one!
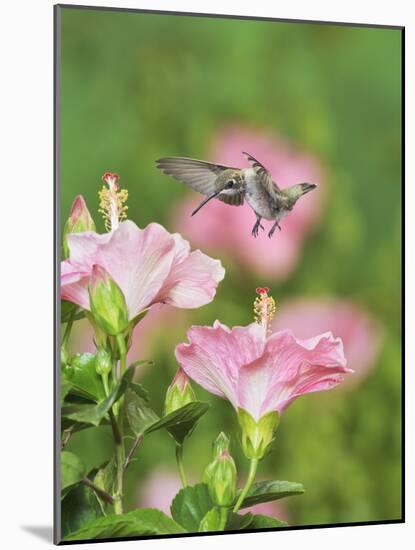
[401,26,405,524]
[53,3,62,546]
[54,2,404,31]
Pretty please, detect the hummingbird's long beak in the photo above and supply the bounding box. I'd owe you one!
[191,191,220,216]
[301,183,317,195]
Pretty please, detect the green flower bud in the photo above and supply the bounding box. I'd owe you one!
[95,347,112,376]
[203,449,237,507]
[237,408,280,460]
[88,265,129,336]
[212,432,231,460]
[63,195,95,258]
[164,368,196,415]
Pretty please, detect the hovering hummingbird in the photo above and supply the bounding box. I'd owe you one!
[155,152,317,238]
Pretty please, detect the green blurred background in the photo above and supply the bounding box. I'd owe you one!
[60,7,402,528]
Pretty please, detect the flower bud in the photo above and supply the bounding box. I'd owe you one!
[212,432,231,460]
[237,408,280,460]
[95,347,112,376]
[203,449,237,507]
[164,368,196,415]
[63,195,95,258]
[88,265,129,336]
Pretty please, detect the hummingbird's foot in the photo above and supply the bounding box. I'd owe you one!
[252,215,264,238]
[268,221,282,238]
[252,220,264,238]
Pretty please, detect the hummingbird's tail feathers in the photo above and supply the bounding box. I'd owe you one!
[155,156,238,196]
[242,151,281,196]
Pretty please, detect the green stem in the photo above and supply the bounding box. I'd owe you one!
[232,458,259,513]
[175,443,188,487]
[219,507,228,530]
[61,309,76,348]
[108,409,122,445]
[101,372,110,397]
[113,333,127,514]
[116,334,127,379]
[124,434,143,470]
[81,477,115,505]
[114,442,125,514]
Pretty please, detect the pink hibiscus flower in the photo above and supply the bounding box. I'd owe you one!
[172,125,325,279]
[61,219,225,319]
[175,290,351,422]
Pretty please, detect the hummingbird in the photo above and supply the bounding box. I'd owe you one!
[155,152,317,238]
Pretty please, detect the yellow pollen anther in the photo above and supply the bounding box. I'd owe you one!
[254,287,276,335]
[98,172,128,231]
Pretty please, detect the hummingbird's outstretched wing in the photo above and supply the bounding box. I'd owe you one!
[242,151,280,197]
[156,156,244,206]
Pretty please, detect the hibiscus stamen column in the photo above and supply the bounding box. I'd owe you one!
[254,286,276,335]
[98,172,128,231]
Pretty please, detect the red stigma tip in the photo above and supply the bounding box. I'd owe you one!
[102,171,120,183]
[256,286,270,295]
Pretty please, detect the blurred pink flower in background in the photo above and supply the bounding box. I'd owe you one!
[137,470,182,515]
[137,469,290,522]
[173,125,325,279]
[273,298,382,383]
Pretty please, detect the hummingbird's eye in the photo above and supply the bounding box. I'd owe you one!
[226,179,235,189]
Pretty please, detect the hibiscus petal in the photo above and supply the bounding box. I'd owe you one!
[175,322,265,409]
[257,330,351,415]
[238,354,274,421]
[273,298,381,383]
[61,260,90,310]
[65,221,176,319]
[152,233,225,309]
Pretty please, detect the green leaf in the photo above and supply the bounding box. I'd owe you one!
[198,507,224,532]
[129,382,150,402]
[127,360,152,374]
[62,364,136,427]
[61,300,85,323]
[225,512,254,530]
[125,388,159,435]
[61,483,103,538]
[130,308,149,328]
[236,480,304,509]
[64,508,186,541]
[61,417,97,437]
[93,457,116,498]
[61,451,86,493]
[170,483,213,532]
[146,401,209,444]
[61,372,71,403]
[247,514,288,528]
[64,353,105,402]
